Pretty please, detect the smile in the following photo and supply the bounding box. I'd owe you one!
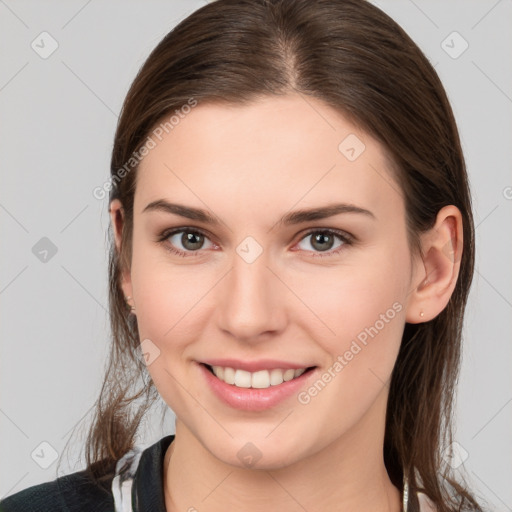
[198,362,318,411]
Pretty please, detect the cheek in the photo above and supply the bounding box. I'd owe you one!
[290,249,409,433]
[128,242,210,367]
[129,251,214,414]
[293,238,410,373]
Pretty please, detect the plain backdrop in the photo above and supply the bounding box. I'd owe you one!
[0,0,511,509]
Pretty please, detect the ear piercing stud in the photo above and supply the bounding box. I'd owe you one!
[420,311,424,318]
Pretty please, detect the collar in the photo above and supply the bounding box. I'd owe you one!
[132,434,175,511]
[112,434,175,512]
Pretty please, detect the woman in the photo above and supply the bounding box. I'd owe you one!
[0,0,486,511]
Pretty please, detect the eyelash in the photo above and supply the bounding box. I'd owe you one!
[156,227,354,259]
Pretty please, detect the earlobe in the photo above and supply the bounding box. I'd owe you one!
[405,205,463,324]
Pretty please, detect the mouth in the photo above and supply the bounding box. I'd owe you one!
[201,363,317,389]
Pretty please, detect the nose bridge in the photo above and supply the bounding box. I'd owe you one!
[217,237,284,339]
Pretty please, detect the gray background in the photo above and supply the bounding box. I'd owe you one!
[1,0,511,509]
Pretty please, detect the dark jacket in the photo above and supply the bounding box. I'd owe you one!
[0,434,174,512]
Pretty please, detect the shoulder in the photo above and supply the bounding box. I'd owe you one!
[0,465,115,512]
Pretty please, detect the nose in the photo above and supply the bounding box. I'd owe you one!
[216,247,287,343]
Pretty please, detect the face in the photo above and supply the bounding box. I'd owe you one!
[115,93,421,469]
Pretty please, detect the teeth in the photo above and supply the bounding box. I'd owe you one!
[211,366,307,389]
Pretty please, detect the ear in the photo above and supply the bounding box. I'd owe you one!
[405,205,463,324]
[109,199,134,305]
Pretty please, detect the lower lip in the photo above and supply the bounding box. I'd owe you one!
[197,362,316,411]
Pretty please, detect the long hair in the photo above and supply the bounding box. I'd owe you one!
[70,1,483,509]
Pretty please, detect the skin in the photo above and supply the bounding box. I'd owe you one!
[110,93,462,512]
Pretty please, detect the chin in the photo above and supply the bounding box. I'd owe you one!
[203,433,309,471]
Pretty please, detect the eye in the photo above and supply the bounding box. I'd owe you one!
[157,228,215,257]
[295,229,352,258]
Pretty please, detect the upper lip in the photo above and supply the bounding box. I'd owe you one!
[200,358,315,373]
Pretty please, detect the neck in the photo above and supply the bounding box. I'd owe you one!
[163,387,401,512]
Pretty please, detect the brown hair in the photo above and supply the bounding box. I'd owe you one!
[66,0,485,509]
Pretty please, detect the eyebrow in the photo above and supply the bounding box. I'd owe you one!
[142,199,376,226]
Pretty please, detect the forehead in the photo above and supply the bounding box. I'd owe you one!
[135,94,403,222]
